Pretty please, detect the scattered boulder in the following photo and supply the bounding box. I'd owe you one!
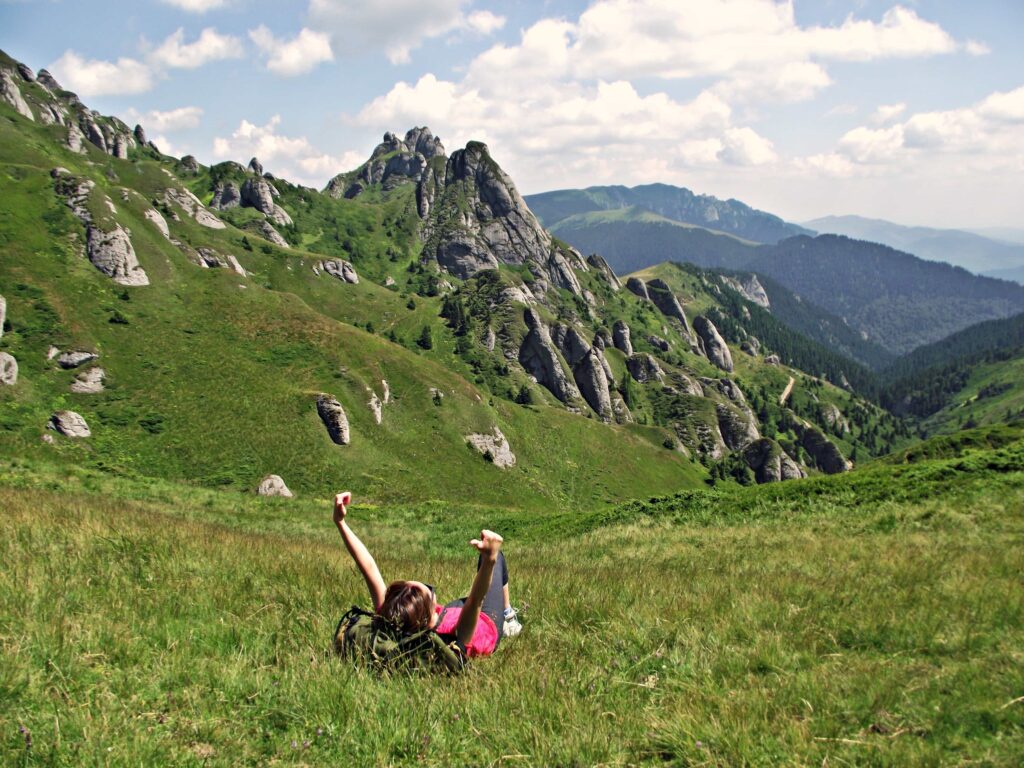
[647,335,670,352]
[384,276,396,287]
[466,427,516,468]
[518,309,580,405]
[241,177,292,226]
[795,422,852,474]
[694,316,733,372]
[85,225,149,285]
[319,259,359,284]
[180,155,200,174]
[255,220,288,249]
[764,354,781,365]
[0,352,17,385]
[47,346,60,360]
[626,277,650,301]
[144,208,170,239]
[0,70,34,121]
[716,402,760,450]
[57,351,98,369]
[70,366,105,393]
[40,433,54,444]
[257,474,293,497]
[368,391,383,425]
[0,294,5,339]
[741,336,761,356]
[133,124,147,145]
[429,387,444,403]
[381,380,391,404]
[248,157,264,176]
[316,394,350,445]
[626,353,664,384]
[49,410,91,437]
[743,438,805,484]
[612,320,633,355]
[162,187,225,229]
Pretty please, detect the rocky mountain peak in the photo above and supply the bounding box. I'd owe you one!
[326,125,448,200]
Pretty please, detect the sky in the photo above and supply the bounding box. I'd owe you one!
[1,0,1022,229]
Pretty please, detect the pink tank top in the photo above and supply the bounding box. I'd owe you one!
[434,605,498,657]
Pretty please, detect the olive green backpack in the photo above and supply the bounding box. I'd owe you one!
[333,606,467,674]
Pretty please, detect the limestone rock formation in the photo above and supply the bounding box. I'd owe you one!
[316,394,350,445]
[257,474,293,497]
[743,438,805,483]
[466,427,517,468]
[179,155,200,174]
[162,187,226,229]
[57,351,98,369]
[716,402,760,450]
[144,208,170,239]
[587,253,621,290]
[319,259,359,284]
[210,182,241,210]
[49,410,90,437]
[86,225,149,285]
[612,320,633,355]
[258,220,290,249]
[647,279,691,334]
[694,316,733,372]
[70,366,105,393]
[382,380,391,404]
[647,335,670,352]
[518,309,579,405]
[764,353,781,365]
[327,127,445,200]
[626,277,650,301]
[821,403,850,434]
[66,124,85,153]
[552,324,614,421]
[133,124,147,145]
[248,157,264,176]
[1,70,34,121]
[626,353,664,384]
[795,423,852,474]
[741,336,761,356]
[0,352,17,385]
[0,294,5,339]
[241,177,292,226]
[721,274,770,309]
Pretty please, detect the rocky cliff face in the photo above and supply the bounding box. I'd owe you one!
[721,274,770,309]
[743,438,805,483]
[326,127,445,200]
[694,316,733,372]
[518,309,580,405]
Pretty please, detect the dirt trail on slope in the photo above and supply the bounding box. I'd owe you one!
[779,376,796,406]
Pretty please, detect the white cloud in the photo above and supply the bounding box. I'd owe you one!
[249,25,334,76]
[871,103,906,124]
[123,106,204,132]
[150,27,244,69]
[979,86,1024,122]
[308,0,503,65]
[211,115,352,186]
[965,39,991,57]
[160,0,229,12]
[48,50,154,96]
[719,127,777,166]
[465,10,506,36]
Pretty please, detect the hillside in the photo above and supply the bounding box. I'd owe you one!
[1,423,1021,764]
[525,183,811,244]
[805,214,1024,275]
[0,49,900,507]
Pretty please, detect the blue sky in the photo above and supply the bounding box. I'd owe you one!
[2,0,1022,228]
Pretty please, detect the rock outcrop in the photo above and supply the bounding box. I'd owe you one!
[162,187,226,229]
[258,220,290,249]
[466,427,516,468]
[821,403,850,434]
[552,324,615,421]
[694,316,733,372]
[721,274,770,309]
[741,336,760,356]
[0,294,5,339]
[70,367,105,393]
[626,353,664,384]
[248,157,263,176]
[1,69,34,121]
[327,127,445,199]
[518,309,579,405]
[626,277,650,301]
[241,177,292,226]
[0,352,17,385]
[716,402,760,450]
[257,474,293,497]
[587,253,621,290]
[210,182,241,210]
[743,438,805,483]
[368,391,383,425]
[49,410,90,437]
[647,279,691,334]
[318,259,359,284]
[795,423,852,474]
[612,320,633,355]
[144,208,170,239]
[86,225,149,286]
[57,351,98,369]
[647,335,670,352]
[316,394,350,445]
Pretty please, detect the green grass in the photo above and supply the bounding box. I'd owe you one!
[1,428,1022,765]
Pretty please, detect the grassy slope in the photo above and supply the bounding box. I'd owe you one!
[1,425,1022,765]
[0,104,701,510]
[923,352,1024,435]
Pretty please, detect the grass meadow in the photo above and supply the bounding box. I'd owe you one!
[2,432,1023,766]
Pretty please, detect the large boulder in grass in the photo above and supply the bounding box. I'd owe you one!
[0,352,17,385]
[49,410,90,437]
[0,294,6,339]
[612,320,633,355]
[466,427,516,468]
[317,394,350,445]
[743,438,805,483]
[694,315,733,372]
[86,225,150,286]
[70,367,105,393]
[257,474,293,497]
[57,350,98,369]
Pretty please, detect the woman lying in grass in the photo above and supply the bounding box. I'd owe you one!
[332,492,521,658]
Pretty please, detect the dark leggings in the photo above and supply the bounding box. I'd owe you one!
[445,552,509,646]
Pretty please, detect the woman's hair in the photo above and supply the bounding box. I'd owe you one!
[379,580,434,633]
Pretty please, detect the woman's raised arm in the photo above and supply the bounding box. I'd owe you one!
[455,530,504,648]
[333,493,386,612]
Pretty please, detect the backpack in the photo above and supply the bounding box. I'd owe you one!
[333,606,467,674]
